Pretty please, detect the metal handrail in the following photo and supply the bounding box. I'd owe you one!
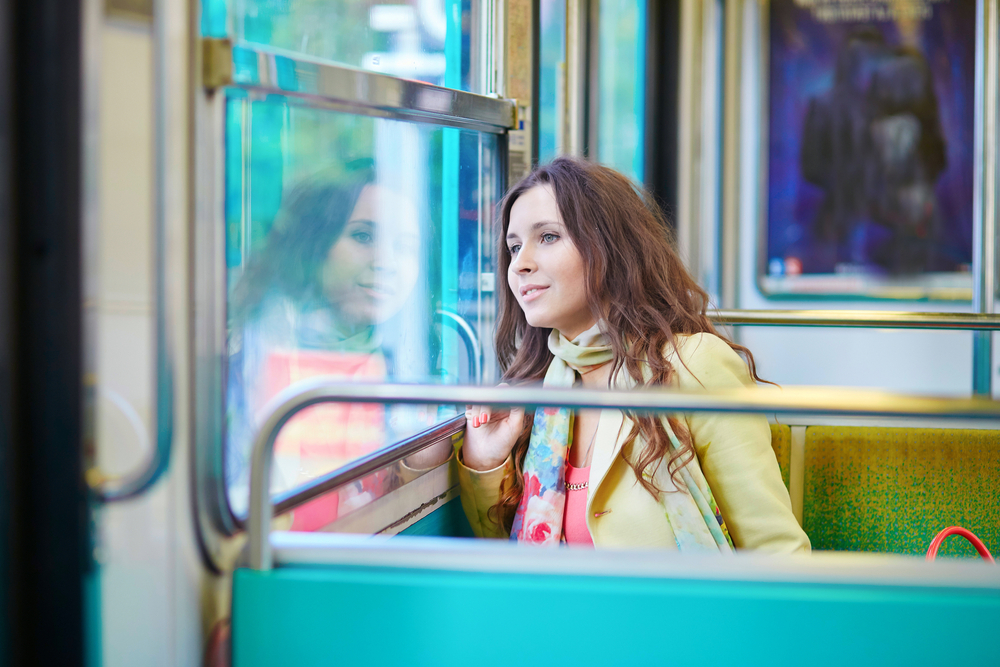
[437,309,483,384]
[245,415,464,527]
[202,39,517,133]
[710,309,1000,330]
[90,0,173,501]
[248,377,1000,569]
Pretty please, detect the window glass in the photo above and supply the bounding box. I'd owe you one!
[538,0,567,163]
[223,93,501,517]
[201,0,481,92]
[272,412,464,534]
[597,0,645,182]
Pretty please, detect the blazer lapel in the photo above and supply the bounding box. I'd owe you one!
[587,408,626,504]
[588,366,638,503]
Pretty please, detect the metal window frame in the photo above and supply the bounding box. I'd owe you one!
[203,39,516,133]
[193,27,516,552]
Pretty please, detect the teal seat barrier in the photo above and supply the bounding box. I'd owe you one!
[233,535,1000,667]
[236,381,1000,667]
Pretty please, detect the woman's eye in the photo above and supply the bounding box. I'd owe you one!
[352,231,374,245]
[508,244,521,255]
[541,233,558,243]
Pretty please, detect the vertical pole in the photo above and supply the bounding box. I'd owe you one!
[505,0,535,184]
[7,0,89,663]
[442,0,462,380]
[972,0,997,396]
[720,0,742,310]
[676,0,702,273]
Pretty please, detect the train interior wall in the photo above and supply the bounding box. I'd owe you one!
[93,14,208,667]
[85,3,998,665]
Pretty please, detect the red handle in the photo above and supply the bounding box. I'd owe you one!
[926,526,995,563]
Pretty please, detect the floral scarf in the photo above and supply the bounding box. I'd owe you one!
[509,322,735,552]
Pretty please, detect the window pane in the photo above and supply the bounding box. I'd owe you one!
[538,0,567,163]
[223,93,501,517]
[202,0,483,93]
[597,0,645,182]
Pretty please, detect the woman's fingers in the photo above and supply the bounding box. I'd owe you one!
[466,384,519,429]
[465,404,492,428]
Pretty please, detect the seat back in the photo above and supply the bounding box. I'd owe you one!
[803,426,1000,556]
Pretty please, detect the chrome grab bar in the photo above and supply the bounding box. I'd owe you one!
[710,310,1000,330]
[237,414,464,528]
[248,378,1000,570]
[89,0,173,501]
[437,309,483,384]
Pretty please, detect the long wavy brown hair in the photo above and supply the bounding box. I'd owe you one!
[490,157,765,533]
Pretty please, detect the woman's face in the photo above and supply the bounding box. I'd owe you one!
[506,184,593,339]
[322,184,420,331]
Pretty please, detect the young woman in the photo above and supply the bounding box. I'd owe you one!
[460,157,810,553]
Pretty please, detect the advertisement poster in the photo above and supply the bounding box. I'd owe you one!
[764,0,977,298]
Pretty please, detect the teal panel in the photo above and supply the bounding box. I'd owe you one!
[397,497,474,538]
[84,567,101,667]
[201,0,228,38]
[233,565,999,666]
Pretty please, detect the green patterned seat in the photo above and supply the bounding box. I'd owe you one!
[769,423,791,489]
[803,426,1000,557]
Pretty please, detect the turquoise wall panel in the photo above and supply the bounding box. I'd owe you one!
[233,565,999,666]
[397,497,474,538]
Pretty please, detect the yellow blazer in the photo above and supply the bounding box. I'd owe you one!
[457,333,811,554]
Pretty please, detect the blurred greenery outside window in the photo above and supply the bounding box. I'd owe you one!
[597,0,645,183]
[201,0,475,92]
[538,0,567,164]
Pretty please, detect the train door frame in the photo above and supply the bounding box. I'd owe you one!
[0,0,92,664]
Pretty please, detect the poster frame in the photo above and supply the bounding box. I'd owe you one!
[751,0,986,301]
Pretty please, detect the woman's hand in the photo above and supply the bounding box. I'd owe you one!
[462,384,525,471]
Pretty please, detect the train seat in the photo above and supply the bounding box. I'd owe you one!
[802,426,1000,557]
[769,423,792,489]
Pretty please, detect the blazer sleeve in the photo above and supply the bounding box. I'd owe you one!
[671,333,811,554]
[456,450,512,539]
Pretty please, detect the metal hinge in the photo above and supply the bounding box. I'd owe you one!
[202,38,233,91]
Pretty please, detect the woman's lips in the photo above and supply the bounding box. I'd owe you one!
[360,285,393,300]
[520,286,548,303]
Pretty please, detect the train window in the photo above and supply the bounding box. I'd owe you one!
[222,93,502,516]
[538,0,567,163]
[201,0,481,92]
[596,0,645,182]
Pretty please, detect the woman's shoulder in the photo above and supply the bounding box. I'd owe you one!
[664,332,755,390]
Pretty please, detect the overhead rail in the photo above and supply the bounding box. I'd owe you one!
[248,378,1000,569]
[201,38,517,133]
[711,310,1000,331]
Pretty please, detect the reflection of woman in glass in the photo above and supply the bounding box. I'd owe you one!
[462,158,808,552]
[226,160,424,522]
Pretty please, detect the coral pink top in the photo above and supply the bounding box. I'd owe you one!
[563,463,594,546]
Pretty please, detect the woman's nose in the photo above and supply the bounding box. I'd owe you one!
[511,246,535,273]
